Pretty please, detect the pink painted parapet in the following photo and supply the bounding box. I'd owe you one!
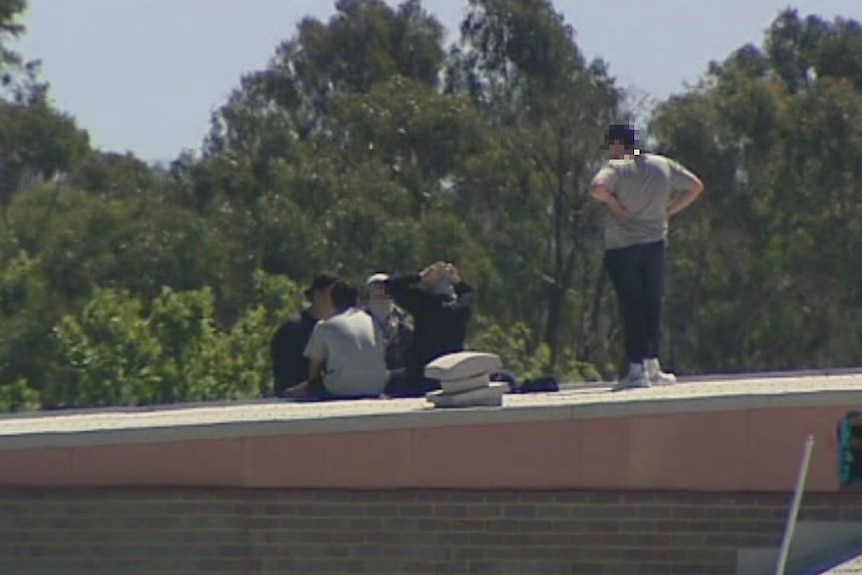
[0,405,849,492]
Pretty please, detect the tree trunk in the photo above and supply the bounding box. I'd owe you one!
[544,127,581,372]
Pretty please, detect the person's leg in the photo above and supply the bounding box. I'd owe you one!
[642,240,675,384]
[279,380,335,402]
[643,240,665,358]
[604,246,648,386]
[293,378,333,401]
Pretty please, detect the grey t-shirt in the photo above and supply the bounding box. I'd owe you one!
[303,308,389,397]
[591,153,699,250]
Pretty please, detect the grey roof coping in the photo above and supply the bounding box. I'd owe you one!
[0,373,860,450]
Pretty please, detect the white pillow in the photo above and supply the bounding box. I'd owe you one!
[424,352,502,381]
[426,382,506,408]
[439,373,490,395]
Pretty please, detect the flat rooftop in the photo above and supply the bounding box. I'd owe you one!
[1,371,861,450]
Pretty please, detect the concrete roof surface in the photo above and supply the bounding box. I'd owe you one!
[819,551,862,574]
[0,372,859,450]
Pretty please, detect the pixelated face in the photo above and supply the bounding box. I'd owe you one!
[608,141,627,160]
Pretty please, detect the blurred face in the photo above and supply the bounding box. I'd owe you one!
[608,141,627,160]
[368,283,388,301]
[367,282,392,318]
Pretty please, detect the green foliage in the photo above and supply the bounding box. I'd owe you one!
[471,319,551,381]
[0,248,69,399]
[653,10,862,373]
[470,320,601,383]
[0,377,39,412]
[50,288,163,407]
[46,272,303,408]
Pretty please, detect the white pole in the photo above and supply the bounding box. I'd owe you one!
[774,434,815,575]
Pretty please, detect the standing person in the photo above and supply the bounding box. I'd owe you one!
[282,279,389,400]
[384,262,475,397]
[590,124,704,389]
[269,272,339,397]
[364,273,413,370]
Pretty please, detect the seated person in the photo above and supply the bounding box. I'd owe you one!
[363,272,413,370]
[384,261,475,397]
[282,280,389,400]
[269,272,339,397]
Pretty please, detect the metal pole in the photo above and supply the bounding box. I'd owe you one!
[775,435,815,575]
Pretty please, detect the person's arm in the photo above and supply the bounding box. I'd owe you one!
[281,342,326,398]
[590,167,630,223]
[307,358,326,388]
[298,323,328,389]
[667,170,703,217]
[386,267,441,314]
[446,264,474,299]
[454,281,474,298]
[590,183,631,223]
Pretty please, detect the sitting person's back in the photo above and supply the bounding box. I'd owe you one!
[305,306,389,398]
[269,273,340,397]
[270,308,317,396]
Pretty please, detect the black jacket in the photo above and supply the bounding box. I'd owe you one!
[386,274,474,390]
[270,308,318,396]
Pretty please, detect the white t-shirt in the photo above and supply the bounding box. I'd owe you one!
[591,153,699,250]
[303,308,389,397]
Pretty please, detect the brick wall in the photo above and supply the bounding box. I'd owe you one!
[1,488,861,575]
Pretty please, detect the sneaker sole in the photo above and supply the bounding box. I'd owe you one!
[649,378,677,386]
[611,382,650,392]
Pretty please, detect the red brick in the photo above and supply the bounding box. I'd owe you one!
[571,505,634,519]
[435,504,469,518]
[518,519,554,533]
[533,505,570,519]
[655,519,692,533]
[467,504,502,518]
[435,561,470,574]
[672,505,707,519]
[417,518,451,531]
[638,505,673,519]
[619,519,656,533]
[483,519,520,533]
[0,488,854,575]
[502,505,537,518]
[549,492,592,504]
[576,532,639,547]
[668,533,707,548]
[551,519,589,533]
[399,504,433,517]
[637,533,672,547]
[450,519,485,532]
[363,504,398,517]
[585,520,621,533]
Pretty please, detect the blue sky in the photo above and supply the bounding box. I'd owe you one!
[15,0,862,162]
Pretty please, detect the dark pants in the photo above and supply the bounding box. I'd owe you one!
[604,240,666,364]
[278,378,383,402]
[385,368,440,398]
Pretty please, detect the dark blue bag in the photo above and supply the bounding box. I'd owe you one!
[516,375,559,393]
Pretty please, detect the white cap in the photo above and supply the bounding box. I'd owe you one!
[366,273,389,286]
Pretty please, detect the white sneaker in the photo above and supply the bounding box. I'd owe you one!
[613,363,649,391]
[645,358,676,386]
